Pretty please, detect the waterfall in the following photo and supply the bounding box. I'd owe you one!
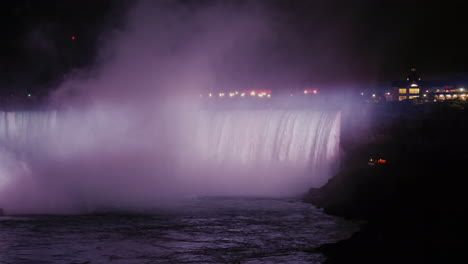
[0,109,341,202]
[195,110,340,166]
[0,111,58,156]
[186,110,341,194]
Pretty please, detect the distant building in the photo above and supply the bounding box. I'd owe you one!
[386,68,466,102]
[388,68,424,101]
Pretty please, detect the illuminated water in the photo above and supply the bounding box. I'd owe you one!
[0,109,340,218]
[193,110,341,191]
[0,197,357,264]
[0,110,350,262]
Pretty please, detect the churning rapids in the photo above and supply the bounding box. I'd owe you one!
[0,197,357,264]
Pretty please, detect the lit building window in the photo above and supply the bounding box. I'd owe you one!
[409,96,419,99]
[410,83,418,87]
[409,88,420,94]
[398,96,407,101]
[399,89,407,94]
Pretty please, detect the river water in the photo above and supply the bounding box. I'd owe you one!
[0,197,356,264]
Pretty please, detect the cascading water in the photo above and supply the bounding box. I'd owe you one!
[195,110,340,166]
[0,111,58,155]
[0,108,341,212]
[187,110,341,195]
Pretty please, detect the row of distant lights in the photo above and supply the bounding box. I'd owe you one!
[361,92,378,98]
[437,94,466,99]
[362,92,427,98]
[203,89,318,98]
[361,89,446,98]
[206,91,271,98]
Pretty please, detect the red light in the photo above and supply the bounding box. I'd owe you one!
[71,36,76,40]
[304,89,317,94]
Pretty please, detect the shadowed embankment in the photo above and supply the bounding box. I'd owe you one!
[305,101,468,264]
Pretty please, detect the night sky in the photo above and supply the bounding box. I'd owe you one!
[1,0,467,94]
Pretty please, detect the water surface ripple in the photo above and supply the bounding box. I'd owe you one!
[0,198,357,264]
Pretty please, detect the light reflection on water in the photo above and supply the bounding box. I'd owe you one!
[0,197,357,263]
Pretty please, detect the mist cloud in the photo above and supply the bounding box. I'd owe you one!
[1,0,350,214]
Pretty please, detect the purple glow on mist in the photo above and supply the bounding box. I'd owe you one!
[0,1,348,214]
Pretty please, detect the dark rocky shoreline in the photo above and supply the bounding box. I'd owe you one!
[306,101,468,264]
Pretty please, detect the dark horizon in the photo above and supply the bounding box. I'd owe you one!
[1,0,468,94]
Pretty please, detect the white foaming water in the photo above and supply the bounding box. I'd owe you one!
[0,108,341,213]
